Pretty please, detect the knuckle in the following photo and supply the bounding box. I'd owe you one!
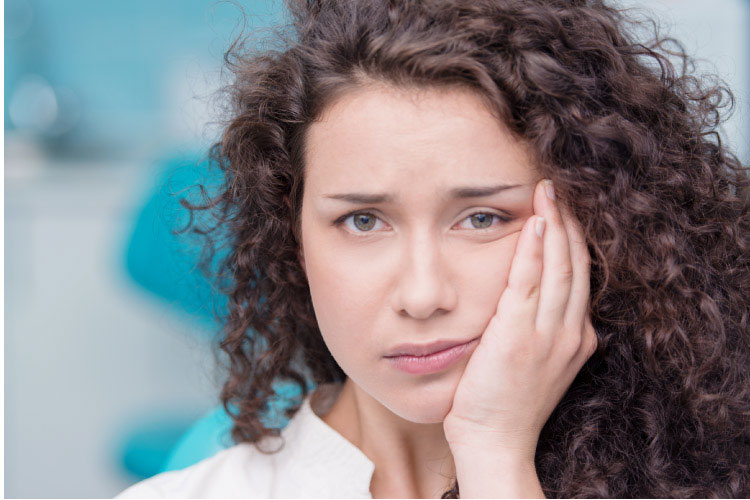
[557,263,574,282]
[521,283,541,301]
[580,251,592,268]
[560,333,582,358]
[586,330,598,358]
[507,279,540,301]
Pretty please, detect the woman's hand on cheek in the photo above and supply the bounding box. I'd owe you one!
[443,178,598,465]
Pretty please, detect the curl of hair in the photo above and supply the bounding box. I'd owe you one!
[181,0,750,496]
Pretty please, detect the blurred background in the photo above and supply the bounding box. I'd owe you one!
[4,0,749,497]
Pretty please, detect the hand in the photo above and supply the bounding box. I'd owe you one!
[443,178,598,464]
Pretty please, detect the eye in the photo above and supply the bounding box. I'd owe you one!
[335,211,387,234]
[455,211,512,231]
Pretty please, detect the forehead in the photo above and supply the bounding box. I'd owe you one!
[303,85,538,192]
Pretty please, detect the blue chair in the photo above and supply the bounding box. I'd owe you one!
[124,152,228,329]
[160,379,317,473]
[119,152,226,480]
[119,154,315,478]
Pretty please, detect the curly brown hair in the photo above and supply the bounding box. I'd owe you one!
[181,0,750,497]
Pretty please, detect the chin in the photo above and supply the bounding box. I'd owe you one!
[376,376,459,424]
[394,404,452,424]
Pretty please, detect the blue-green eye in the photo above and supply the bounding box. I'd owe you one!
[334,211,386,233]
[350,212,380,231]
[455,211,513,230]
[461,212,496,229]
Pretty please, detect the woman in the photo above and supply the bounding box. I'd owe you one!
[118,0,750,497]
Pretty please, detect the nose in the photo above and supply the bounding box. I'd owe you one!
[390,230,457,320]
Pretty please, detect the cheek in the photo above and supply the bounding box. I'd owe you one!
[302,241,384,355]
[451,234,519,316]
[305,246,383,310]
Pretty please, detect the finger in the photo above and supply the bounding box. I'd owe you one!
[495,209,545,332]
[557,201,592,334]
[534,179,573,337]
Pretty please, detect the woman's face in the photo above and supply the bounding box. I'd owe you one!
[299,84,541,424]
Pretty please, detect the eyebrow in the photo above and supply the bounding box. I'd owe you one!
[323,183,524,204]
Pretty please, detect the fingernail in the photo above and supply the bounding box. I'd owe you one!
[535,216,546,238]
[544,179,555,200]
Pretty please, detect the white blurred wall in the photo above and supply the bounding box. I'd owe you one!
[615,0,750,163]
[5,161,220,498]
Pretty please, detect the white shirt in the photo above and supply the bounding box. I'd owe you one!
[115,385,376,498]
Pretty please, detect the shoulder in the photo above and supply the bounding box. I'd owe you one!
[114,442,277,499]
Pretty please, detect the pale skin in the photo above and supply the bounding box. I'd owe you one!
[298,83,596,498]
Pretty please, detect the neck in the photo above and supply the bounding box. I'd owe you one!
[316,379,456,498]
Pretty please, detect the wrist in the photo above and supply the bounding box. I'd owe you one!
[445,424,537,466]
[452,446,536,476]
[450,446,543,498]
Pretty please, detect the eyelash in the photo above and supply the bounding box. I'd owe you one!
[333,210,513,235]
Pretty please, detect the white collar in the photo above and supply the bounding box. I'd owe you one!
[272,384,376,497]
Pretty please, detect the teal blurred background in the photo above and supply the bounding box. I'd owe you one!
[5,1,290,498]
[4,0,749,497]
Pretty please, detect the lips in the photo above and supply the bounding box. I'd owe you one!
[384,337,477,357]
